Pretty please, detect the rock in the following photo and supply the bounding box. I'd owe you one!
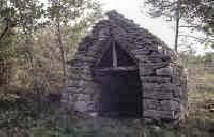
[156,67,173,76]
[159,100,179,111]
[141,76,171,83]
[74,101,88,112]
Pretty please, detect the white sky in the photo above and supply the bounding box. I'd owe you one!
[100,0,175,47]
[99,0,212,54]
[39,0,212,54]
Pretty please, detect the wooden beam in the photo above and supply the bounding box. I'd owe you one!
[112,42,117,68]
[96,66,138,72]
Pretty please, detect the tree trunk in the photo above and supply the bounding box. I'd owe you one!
[0,25,9,41]
[56,21,67,82]
[175,16,180,52]
[174,0,180,53]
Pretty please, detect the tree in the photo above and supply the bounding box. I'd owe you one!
[46,0,101,81]
[0,0,45,63]
[0,0,44,88]
[144,0,214,52]
[0,0,44,40]
[0,0,102,94]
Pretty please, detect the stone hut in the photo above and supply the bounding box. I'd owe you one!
[65,11,188,125]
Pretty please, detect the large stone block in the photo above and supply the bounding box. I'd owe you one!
[144,99,158,110]
[172,75,181,85]
[143,83,176,91]
[73,94,90,101]
[134,50,151,57]
[144,110,177,119]
[140,67,156,76]
[141,76,171,83]
[143,90,174,100]
[67,80,81,87]
[158,100,179,111]
[84,82,101,94]
[143,83,179,100]
[143,110,160,119]
[73,101,88,112]
[156,67,173,76]
[67,79,88,87]
[87,101,97,112]
[140,62,169,69]
[173,86,182,98]
[147,56,163,63]
[70,73,93,81]
[67,87,84,93]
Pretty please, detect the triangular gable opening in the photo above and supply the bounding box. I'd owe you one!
[97,41,136,69]
[115,44,136,67]
[97,45,113,67]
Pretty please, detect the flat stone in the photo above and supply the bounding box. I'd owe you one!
[158,100,179,111]
[67,87,84,93]
[87,101,97,112]
[144,99,158,110]
[143,83,176,91]
[140,62,170,69]
[143,91,174,100]
[141,76,171,83]
[140,67,156,76]
[147,56,163,63]
[144,110,177,119]
[74,101,88,112]
[156,67,173,76]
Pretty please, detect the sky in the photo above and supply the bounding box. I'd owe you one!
[100,0,175,47]
[39,0,212,54]
[99,0,211,54]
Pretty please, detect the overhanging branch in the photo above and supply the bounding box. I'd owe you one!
[179,34,213,43]
[0,25,9,41]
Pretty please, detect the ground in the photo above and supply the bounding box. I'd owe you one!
[0,65,213,137]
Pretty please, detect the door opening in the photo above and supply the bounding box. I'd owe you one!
[95,41,142,117]
[96,70,142,117]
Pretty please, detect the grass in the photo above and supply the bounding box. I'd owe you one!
[0,64,213,136]
[184,67,214,137]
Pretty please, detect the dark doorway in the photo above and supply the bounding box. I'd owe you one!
[95,41,142,118]
[95,70,142,117]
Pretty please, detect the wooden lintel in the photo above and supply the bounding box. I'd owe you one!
[96,66,138,72]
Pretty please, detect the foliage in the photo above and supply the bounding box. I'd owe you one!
[144,0,214,50]
[0,0,102,93]
[45,0,102,78]
[0,0,44,89]
[203,52,214,62]
[0,97,213,137]
[47,0,101,23]
[145,0,213,26]
[0,0,44,44]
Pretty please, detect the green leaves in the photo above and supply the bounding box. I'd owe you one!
[145,0,214,30]
[0,0,44,35]
[47,0,101,25]
[0,0,102,93]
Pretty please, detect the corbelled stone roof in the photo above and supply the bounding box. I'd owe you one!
[70,10,176,66]
[66,11,188,125]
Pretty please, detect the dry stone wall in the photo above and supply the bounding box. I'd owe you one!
[64,10,188,126]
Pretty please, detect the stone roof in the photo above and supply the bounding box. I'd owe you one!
[69,10,177,66]
[65,11,188,125]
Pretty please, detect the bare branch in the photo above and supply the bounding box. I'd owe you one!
[0,24,9,41]
[179,34,213,42]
